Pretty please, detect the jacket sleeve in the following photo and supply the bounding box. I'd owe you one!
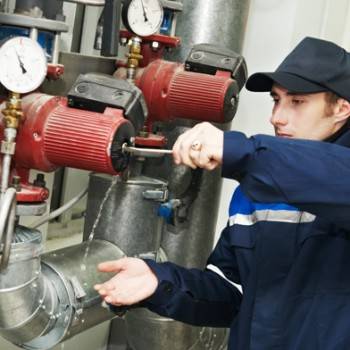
[142,226,242,327]
[222,131,350,226]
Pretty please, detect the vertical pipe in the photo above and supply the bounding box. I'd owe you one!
[101,0,121,57]
[1,128,17,196]
[52,33,60,64]
[162,0,251,268]
[30,27,38,41]
[123,1,251,349]
[165,0,251,62]
[70,3,86,53]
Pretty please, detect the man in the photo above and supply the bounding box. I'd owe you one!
[95,37,350,349]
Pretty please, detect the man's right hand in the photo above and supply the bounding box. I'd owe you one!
[172,122,224,170]
[94,257,158,306]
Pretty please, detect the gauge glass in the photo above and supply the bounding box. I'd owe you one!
[0,36,47,94]
[126,0,164,37]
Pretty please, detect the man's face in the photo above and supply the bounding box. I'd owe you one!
[270,84,343,140]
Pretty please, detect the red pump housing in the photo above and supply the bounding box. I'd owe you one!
[0,93,134,176]
[135,59,238,128]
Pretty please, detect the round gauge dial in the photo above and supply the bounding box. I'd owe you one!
[0,36,47,94]
[122,0,164,37]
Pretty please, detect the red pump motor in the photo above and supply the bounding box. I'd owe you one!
[0,77,146,202]
[135,43,247,128]
[8,93,134,175]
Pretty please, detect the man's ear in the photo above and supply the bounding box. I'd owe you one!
[334,98,350,124]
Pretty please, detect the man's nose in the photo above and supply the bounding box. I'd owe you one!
[270,109,288,126]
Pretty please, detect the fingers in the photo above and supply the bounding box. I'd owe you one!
[97,258,127,272]
[104,289,137,306]
[172,122,223,170]
[95,279,155,306]
[94,277,117,294]
[99,276,157,306]
[173,132,199,168]
[95,258,127,295]
[95,257,158,306]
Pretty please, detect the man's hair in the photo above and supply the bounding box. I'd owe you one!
[324,92,350,121]
[325,92,340,105]
[324,92,340,117]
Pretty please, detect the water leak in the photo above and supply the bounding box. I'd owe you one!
[82,176,119,263]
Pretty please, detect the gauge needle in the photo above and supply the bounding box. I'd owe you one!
[15,51,27,74]
[140,0,148,22]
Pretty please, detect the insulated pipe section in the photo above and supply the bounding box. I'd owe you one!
[0,228,56,345]
[0,231,125,350]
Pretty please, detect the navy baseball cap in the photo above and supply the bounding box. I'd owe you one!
[246,37,350,102]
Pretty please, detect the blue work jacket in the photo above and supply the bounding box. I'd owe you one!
[143,128,350,350]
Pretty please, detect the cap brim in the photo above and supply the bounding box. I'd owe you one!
[246,72,328,93]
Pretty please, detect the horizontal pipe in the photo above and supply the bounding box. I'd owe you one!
[0,235,125,350]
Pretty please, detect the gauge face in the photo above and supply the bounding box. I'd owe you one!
[123,0,164,37]
[0,36,47,94]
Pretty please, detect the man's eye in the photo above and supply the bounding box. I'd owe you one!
[292,99,304,105]
[272,98,279,104]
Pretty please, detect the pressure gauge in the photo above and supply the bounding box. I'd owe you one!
[0,36,47,94]
[122,0,164,37]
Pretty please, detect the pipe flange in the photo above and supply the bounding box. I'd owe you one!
[23,263,74,350]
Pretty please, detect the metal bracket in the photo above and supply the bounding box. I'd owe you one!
[142,188,168,202]
[70,276,87,300]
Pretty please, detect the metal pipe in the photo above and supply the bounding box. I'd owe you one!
[0,187,17,271]
[165,0,251,62]
[110,0,251,347]
[122,143,173,156]
[30,187,88,229]
[52,33,60,64]
[64,0,105,5]
[0,227,55,345]
[29,27,38,41]
[101,0,122,57]
[1,154,11,195]
[1,128,17,196]
[0,237,125,350]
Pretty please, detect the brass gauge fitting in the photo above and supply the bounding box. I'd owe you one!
[126,36,143,82]
[2,92,24,129]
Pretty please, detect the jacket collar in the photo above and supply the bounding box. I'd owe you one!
[325,120,350,147]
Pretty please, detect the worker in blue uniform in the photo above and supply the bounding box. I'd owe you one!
[95,37,350,349]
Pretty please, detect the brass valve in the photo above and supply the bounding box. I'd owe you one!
[126,36,143,70]
[1,92,24,129]
[125,36,144,83]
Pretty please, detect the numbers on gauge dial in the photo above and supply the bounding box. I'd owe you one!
[0,36,47,94]
[125,0,164,37]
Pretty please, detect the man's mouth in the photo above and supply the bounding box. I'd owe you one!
[276,131,292,138]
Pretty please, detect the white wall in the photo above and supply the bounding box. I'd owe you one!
[215,0,350,237]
